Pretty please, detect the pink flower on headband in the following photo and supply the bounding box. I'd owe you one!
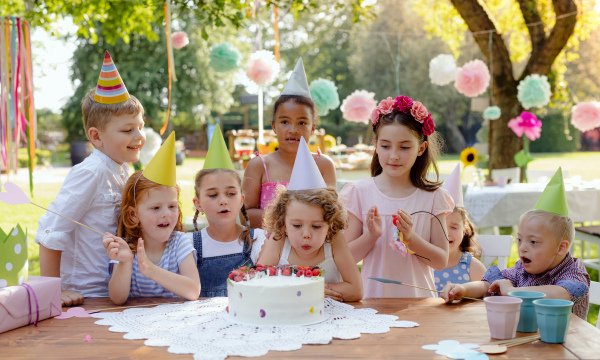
[393,96,413,113]
[422,114,435,136]
[371,97,395,127]
[410,101,428,123]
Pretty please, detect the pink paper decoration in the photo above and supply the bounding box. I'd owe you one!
[246,50,280,86]
[54,307,92,319]
[508,111,542,141]
[454,59,490,98]
[341,90,377,123]
[171,31,189,50]
[571,101,600,132]
[0,182,31,205]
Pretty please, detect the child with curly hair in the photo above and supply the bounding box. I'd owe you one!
[257,138,362,302]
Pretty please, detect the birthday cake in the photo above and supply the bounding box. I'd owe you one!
[227,265,325,325]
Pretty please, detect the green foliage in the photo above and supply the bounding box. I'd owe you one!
[17,147,51,168]
[530,110,580,153]
[36,108,63,135]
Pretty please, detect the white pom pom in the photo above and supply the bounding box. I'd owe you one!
[429,54,457,86]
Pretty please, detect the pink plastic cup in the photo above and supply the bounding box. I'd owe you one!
[484,296,523,339]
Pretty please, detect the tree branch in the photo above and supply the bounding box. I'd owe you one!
[450,0,516,87]
[520,0,578,79]
[516,0,546,59]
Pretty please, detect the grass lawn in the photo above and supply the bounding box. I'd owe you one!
[1,151,598,325]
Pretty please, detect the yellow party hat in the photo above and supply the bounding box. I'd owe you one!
[143,131,176,186]
[203,126,234,170]
[533,167,569,217]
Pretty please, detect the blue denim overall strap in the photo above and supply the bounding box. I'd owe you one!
[193,229,254,297]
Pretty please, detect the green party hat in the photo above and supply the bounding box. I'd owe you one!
[203,126,234,170]
[0,224,28,287]
[533,167,569,217]
[143,131,176,187]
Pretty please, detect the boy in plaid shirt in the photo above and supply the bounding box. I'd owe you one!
[441,169,590,319]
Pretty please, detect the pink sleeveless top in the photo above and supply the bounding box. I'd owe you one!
[256,150,320,210]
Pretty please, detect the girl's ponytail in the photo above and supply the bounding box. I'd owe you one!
[239,203,255,247]
[193,209,200,232]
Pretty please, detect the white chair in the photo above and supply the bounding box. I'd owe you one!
[491,167,521,184]
[526,169,569,182]
[590,281,600,329]
[426,172,450,182]
[477,235,513,270]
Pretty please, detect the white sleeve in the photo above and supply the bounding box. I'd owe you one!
[250,228,267,265]
[34,167,99,250]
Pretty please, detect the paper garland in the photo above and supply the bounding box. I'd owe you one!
[0,17,36,195]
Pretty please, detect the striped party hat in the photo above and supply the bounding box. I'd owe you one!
[93,51,131,104]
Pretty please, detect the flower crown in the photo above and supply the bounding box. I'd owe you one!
[370,95,435,136]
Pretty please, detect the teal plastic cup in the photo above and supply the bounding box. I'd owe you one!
[508,291,546,332]
[532,299,574,343]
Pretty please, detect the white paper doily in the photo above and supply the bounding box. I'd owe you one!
[91,298,418,360]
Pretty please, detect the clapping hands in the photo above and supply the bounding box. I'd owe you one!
[366,206,382,240]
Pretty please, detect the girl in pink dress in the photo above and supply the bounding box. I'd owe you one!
[243,59,336,228]
[339,95,454,298]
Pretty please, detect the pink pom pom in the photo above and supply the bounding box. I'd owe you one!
[246,50,280,86]
[390,232,408,256]
[171,32,189,50]
[454,59,490,98]
[341,90,377,123]
[571,101,600,132]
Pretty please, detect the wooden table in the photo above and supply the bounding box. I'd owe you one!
[1,297,599,359]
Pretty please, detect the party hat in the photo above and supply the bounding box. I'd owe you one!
[281,58,311,98]
[533,167,569,217]
[288,137,326,190]
[93,51,131,104]
[203,126,234,170]
[442,164,463,207]
[143,131,176,187]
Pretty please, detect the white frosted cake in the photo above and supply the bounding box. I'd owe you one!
[227,266,325,325]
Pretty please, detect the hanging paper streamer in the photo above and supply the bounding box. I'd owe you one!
[273,5,280,62]
[160,1,178,136]
[209,42,242,73]
[0,17,36,195]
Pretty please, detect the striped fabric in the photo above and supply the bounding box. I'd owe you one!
[93,50,130,104]
[482,252,591,319]
[130,231,196,298]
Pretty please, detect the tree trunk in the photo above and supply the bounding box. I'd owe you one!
[444,111,467,153]
[450,0,578,172]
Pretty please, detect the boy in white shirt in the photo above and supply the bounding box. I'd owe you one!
[35,51,146,305]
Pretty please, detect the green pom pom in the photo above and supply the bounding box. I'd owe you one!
[517,74,551,109]
[483,106,501,120]
[309,78,340,116]
[209,42,241,73]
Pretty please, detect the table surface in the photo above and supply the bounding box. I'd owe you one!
[1,297,599,359]
[464,182,600,228]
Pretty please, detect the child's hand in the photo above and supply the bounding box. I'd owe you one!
[365,206,382,240]
[441,283,466,303]
[488,279,515,296]
[324,284,343,302]
[61,290,84,307]
[136,239,156,279]
[103,234,133,263]
[394,209,414,242]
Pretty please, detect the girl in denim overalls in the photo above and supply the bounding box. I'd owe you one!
[192,128,266,297]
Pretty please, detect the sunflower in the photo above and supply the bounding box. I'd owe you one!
[460,147,478,167]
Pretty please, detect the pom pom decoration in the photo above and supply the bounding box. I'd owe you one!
[483,106,501,120]
[139,128,163,166]
[454,59,490,98]
[171,31,189,50]
[246,50,280,86]
[340,90,377,123]
[309,78,340,116]
[508,111,542,141]
[517,74,551,109]
[429,54,458,86]
[209,42,242,72]
[571,101,600,132]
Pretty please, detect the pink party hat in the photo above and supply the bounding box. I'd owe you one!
[93,51,131,104]
[287,137,326,190]
[443,164,463,207]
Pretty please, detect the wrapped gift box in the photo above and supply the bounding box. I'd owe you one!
[0,276,61,333]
